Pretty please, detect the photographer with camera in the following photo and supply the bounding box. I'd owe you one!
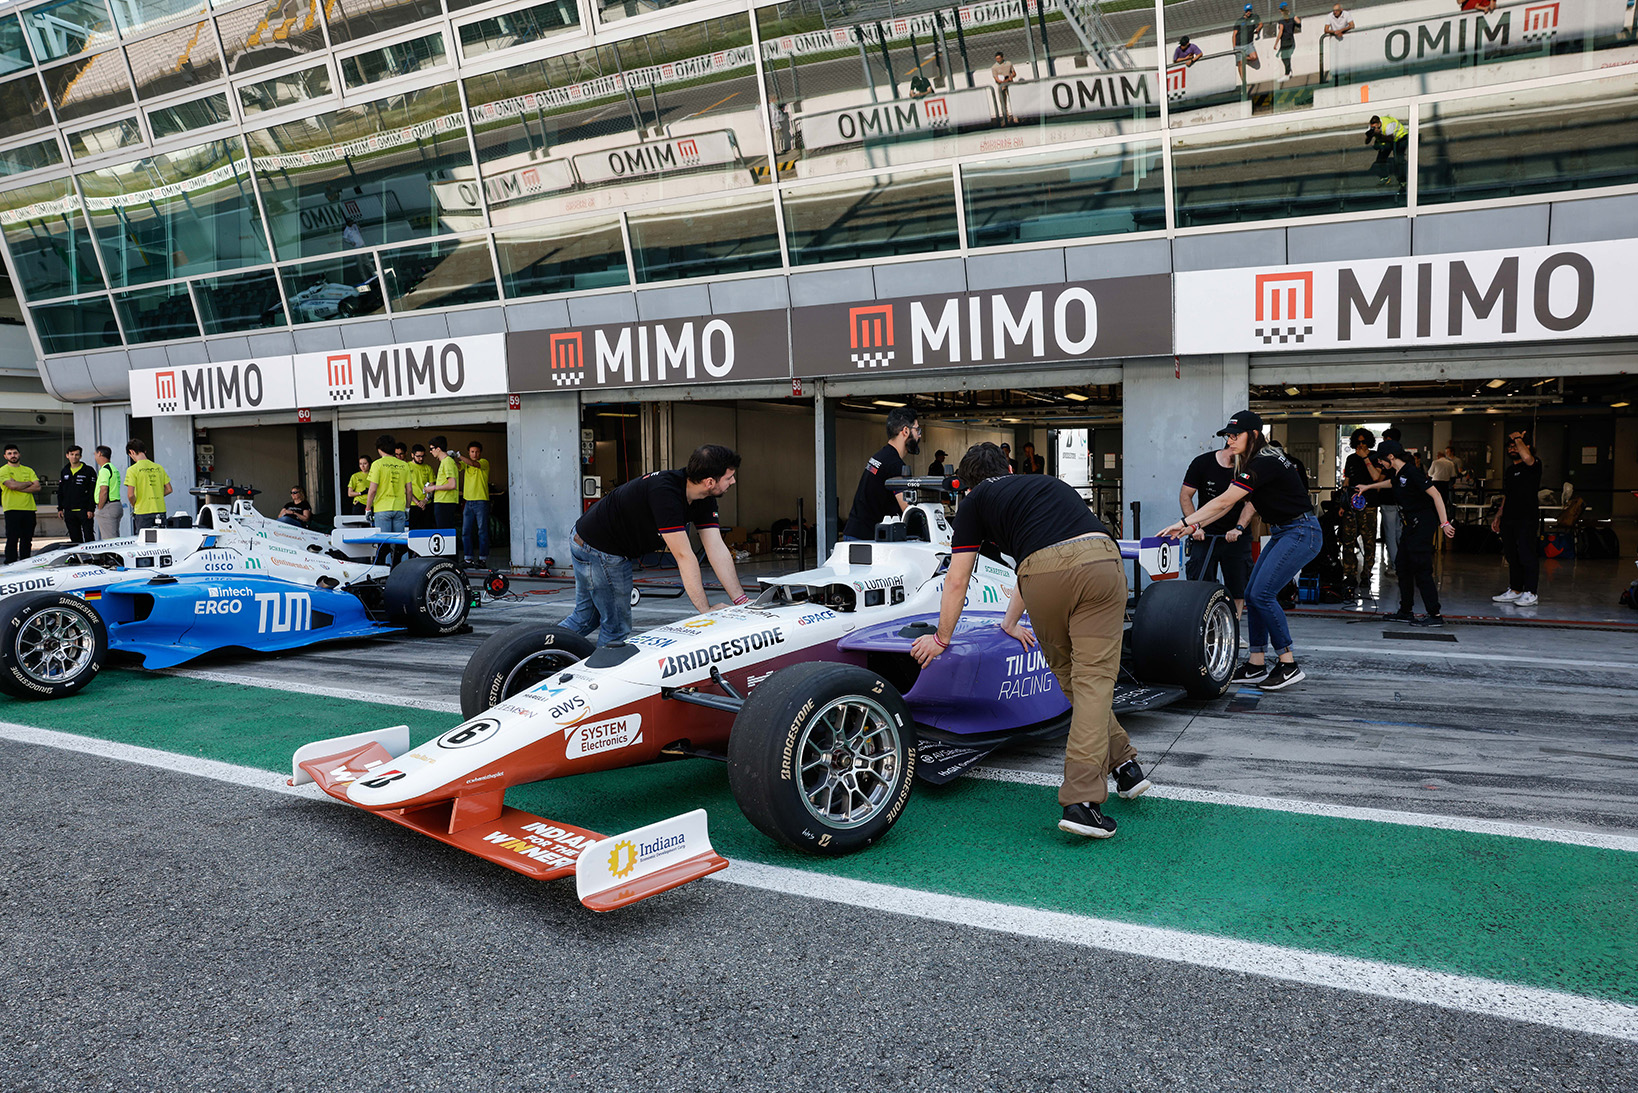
[1492,429,1542,607]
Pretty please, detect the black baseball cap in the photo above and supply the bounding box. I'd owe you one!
[1376,439,1407,460]
[933,449,947,460]
[1216,410,1264,436]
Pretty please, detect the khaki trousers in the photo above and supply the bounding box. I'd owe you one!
[1017,536,1135,806]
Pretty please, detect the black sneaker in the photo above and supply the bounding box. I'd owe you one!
[1259,661,1306,690]
[1113,760,1152,800]
[1230,661,1272,685]
[1411,614,1445,627]
[1381,610,1415,623]
[1059,802,1117,839]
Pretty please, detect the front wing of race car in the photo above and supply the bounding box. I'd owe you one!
[291,727,728,912]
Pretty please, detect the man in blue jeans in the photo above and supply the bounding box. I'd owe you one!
[564,445,751,646]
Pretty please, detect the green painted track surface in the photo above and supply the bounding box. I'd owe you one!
[7,670,1636,1004]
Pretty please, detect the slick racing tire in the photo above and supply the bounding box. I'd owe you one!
[384,557,470,637]
[460,623,595,718]
[727,661,916,856]
[1129,579,1237,699]
[0,591,108,701]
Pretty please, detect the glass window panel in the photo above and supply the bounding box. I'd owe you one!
[113,280,198,342]
[0,136,64,177]
[42,50,134,122]
[1419,74,1638,206]
[0,73,53,140]
[66,115,142,158]
[782,167,959,267]
[626,193,780,284]
[32,295,120,351]
[456,1,580,61]
[0,15,33,76]
[217,0,325,77]
[339,32,445,91]
[963,139,1166,247]
[1172,110,1407,228]
[377,235,497,313]
[596,0,706,28]
[464,13,765,229]
[112,0,206,38]
[148,90,229,138]
[78,137,270,287]
[322,0,441,47]
[757,1,1160,180]
[0,177,105,300]
[278,251,381,323]
[127,18,220,100]
[22,0,116,63]
[247,83,477,260]
[237,62,330,116]
[495,216,627,299]
[192,267,285,333]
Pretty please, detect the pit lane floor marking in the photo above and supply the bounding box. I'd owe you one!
[967,768,1638,854]
[150,667,465,714]
[1298,644,1638,670]
[2,718,1635,1045]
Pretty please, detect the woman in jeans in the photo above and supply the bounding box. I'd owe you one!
[1159,410,1321,691]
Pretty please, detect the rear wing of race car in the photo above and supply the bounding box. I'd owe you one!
[290,728,728,911]
[329,527,459,560]
[1119,536,1182,579]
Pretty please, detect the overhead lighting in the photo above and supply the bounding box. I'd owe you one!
[1284,386,1300,396]
[1452,406,1464,413]
[1063,392,1090,402]
[1485,379,1507,389]
[871,399,906,408]
[595,412,638,418]
[1612,401,1630,408]
[1003,417,1024,424]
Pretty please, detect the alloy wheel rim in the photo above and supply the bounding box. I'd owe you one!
[16,608,96,685]
[1204,600,1238,681]
[425,570,466,625]
[795,696,903,830]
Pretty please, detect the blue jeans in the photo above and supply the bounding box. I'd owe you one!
[372,509,407,565]
[562,539,635,646]
[1378,504,1401,568]
[462,499,490,563]
[1245,513,1322,656]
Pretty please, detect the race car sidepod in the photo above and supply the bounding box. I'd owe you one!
[291,727,728,911]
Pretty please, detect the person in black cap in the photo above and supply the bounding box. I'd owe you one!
[1160,410,1320,690]
[1354,439,1455,625]
[928,450,949,476]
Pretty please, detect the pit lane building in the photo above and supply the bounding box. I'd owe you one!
[1,0,1635,563]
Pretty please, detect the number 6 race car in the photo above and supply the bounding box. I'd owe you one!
[293,477,1236,913]
[0,487,471,701]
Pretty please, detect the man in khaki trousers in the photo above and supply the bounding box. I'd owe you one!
[912,442,1152,838]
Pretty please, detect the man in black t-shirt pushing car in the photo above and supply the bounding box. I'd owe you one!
[564,445,751,646]
[910,443,1155,841]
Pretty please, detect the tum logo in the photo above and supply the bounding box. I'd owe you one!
[1521,2,1560,37]
[549,332,585,387]
[255,591,311,634]
[848,304,895,369]
[154,370,177,413]
[327,353,355,401]
[1254,271,1315,345]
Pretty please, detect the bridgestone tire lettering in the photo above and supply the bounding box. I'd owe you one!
[0,591,109,702]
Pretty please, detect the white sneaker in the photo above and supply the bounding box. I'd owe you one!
[1516,592,1539,606]
[1492,589,1521,602]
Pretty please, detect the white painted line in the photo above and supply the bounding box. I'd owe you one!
[1298,644,1636,671]
[709,862,1638,1043]
[4,720,1635,1043]
[967,767,1638,853]
[150,667,464,714]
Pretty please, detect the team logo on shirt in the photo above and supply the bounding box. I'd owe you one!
[848,305,895,369]
[1254,271,1314,345]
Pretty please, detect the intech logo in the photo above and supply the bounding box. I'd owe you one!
[154,370,178,413]
[1254,271,1314,345]
[549,331,585,387]
[326,354,354,401]
[849,305,895,369]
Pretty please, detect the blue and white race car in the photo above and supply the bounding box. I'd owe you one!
[0,492,470,701]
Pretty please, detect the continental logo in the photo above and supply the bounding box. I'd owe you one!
[658,628,785,679]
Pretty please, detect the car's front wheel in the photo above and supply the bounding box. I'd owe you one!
[727,661,916,855]
[459,624,595,718]
[0,592,108,701]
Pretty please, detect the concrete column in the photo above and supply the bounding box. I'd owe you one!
[1431,418,1452,459]
[511,391,582,570]
[72,404,96,452]
[1122,354,1248,541]
[152,415,197,516]
[813,380,837,555]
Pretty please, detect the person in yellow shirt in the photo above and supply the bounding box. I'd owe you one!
[426,436,462,551]
[406,443,434,531]
[456,441,493,567]
[124,440,172,531]
[2,443,42,563]
[364,434,412,564]
[346,456,371,515]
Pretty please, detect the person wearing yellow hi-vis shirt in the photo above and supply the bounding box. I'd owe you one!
[2,443,41,563]
[124,440,172,531]
[406,443,434,530]
[365,434,412,565]
[346,456,371,515]
[456,441,493,567]
[94,445,123,540]
[426,436,461,554]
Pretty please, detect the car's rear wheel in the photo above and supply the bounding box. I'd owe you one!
[1129,579,1237,698]
[384,557,470,637]
[0,592,108,701]
[460,623,595,718]
[727,662,916,855]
